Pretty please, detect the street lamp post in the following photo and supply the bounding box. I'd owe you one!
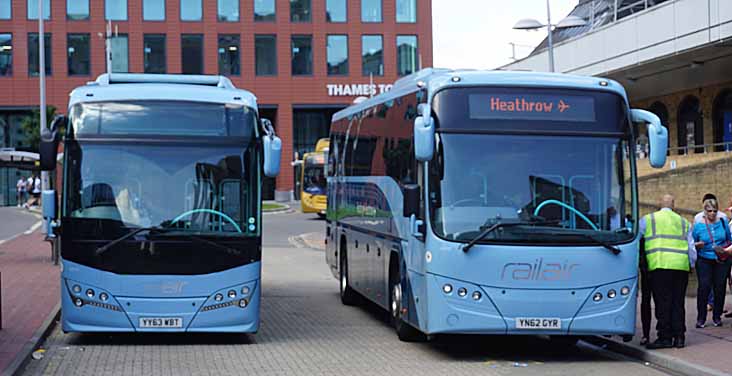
[38,0,50,201]
[513,0,587,72]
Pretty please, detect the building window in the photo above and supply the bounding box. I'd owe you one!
[327,35,348,76]
[67,34,90,76]
[677,96,703,154]
[218,35,240,76]
[0,0,10,20]
[181,34,203,74]
[105,0,127,21]
[143,0,165,21]
[111,35,128,73]
[396,35,417,76]
[326,0,346,22]
[181,0,202,21]
[28,0,51,20]
[362,35,383,76]
[254,0,275,21]
[255,35,277,76]
[0,34,11,76]
[361,0,381,23]
[67,0,89,20]
[396,0,416,23]
[28,33,51,76]
[291,35,312,76]
[144,34,166,73]
[218,0,239,22]
[290,0,310,22]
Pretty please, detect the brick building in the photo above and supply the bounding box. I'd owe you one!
[0,0,433,202]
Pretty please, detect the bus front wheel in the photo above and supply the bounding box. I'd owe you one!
[339,241,359,306]
[389,258,426,342]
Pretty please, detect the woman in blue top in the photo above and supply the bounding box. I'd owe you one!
[693,198,732,328]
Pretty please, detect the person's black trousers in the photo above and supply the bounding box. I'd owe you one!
[696,258,732,323]
[650,269,688,340]
[640,266,652,338]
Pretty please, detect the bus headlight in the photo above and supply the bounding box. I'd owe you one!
[442,284,453,294]
[472,291,482,301]
[214,293,223,302]
[241,286,250,295]
[239,299,248,308]
[99,293,109,301]
[86,289,95,298]
[607,289,617,299]
[74,298,83,307]
[593,292,603,302]
[72,285,82,294]
[228,290,237,299]
[620,286,630,296]
[457,288,467,297]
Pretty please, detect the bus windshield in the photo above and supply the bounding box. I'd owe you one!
[303,157,326,195]
[429,88,635,246]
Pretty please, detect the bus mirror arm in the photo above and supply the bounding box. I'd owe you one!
[630,109,668,169]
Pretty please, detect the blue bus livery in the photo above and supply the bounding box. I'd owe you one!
[325,68,668,341]
[39,73,282,333]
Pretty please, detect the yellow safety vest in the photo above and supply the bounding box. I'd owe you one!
[643,210,690,272]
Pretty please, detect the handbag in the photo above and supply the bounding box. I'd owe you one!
[705,219,731,262]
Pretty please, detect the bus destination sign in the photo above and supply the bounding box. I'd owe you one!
[469,94,596,122]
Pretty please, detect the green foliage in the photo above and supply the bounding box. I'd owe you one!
[19,106,57,153]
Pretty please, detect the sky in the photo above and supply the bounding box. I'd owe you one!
[432,0,579,70]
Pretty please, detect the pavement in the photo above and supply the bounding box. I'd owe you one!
[0,209,60,375]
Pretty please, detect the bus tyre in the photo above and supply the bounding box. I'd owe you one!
[339,245,358,306]
[389,263,426,342]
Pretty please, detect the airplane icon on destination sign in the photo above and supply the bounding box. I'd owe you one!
[558,100,571,113]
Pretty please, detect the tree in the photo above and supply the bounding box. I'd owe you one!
[19,106,57,153]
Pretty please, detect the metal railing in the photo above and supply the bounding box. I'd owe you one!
[586,0,670,30]
[666,141,732,156]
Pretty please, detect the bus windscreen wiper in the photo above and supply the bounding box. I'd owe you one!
[150,232,242,257]
[461,219,560,252]
[572,233,621,255]
[95,226,167,256]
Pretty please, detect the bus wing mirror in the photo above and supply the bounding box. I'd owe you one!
[403,184,420,218]
[263,135,282,177]
[414,115,435,162]
[40,115,66,171]
[631,109,667,168]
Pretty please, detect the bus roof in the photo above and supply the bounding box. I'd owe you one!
[68,73,258,110]
[332,68,628,122]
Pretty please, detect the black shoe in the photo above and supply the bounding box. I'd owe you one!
[640,337,649,346]
[646,338,673,349]
[696,321,706,328]
[713,319,723,327]
[673,336,685,348]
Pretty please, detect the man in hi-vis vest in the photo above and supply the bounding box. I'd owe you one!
[639,194,696,349]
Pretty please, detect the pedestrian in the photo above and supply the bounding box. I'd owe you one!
[640,194,695,349]
[693,197,732,328]
[32,174,41,208]
[639,234,653,346]
[694,194,728,312]
[24,175,34,208]
[16,175,26,207]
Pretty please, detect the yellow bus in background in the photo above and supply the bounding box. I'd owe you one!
[300,138,329,217]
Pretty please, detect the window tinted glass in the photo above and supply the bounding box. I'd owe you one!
[327,35,348,76]
[291,35,312,75]
[254,0,275,21]
[28,33,51,76]
[67,0,89,20]
[361,0,381,22]
[105,0,127,20]
[396,35,417,76]
[396,0,416,22]
[218,0,239,21]
[218,35,240,76]
[290,0,310,22]
[143,0,165,20]
[67,34,90,76]
[255,35,277,76]
[181,34,203,74]
[180,0,202,21]
[0,0,9,19]
[0,34,11,76]
[361,35,383,76]
[326,0,346,22]
[111,35,128,73]
[144,34,166,73]
[28,0,50,19]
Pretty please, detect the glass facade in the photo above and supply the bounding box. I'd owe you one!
[67,0,89,20]
[181,0,202,21]
[254,0,275,21]
[327,35,348,76]
[326,0,346,22]
[181,34,203,74]
[361,0,381,22]
[28,33,51,76]
[144,34,166,73]
[143,0,165,21]
[28,0,51,20]
[67,34,90,76]
[396,0,416,23]
[290,0,311,22]
[0,34,11,76]
[291,35,312,75]
[362,35,383,76]
[218,0,239,22]
[111,35,128,73]
[396,35,418,76]
[0,0,9,20]
[255,35,277,76]
[218,35,240,76]
[105,0,128,21]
